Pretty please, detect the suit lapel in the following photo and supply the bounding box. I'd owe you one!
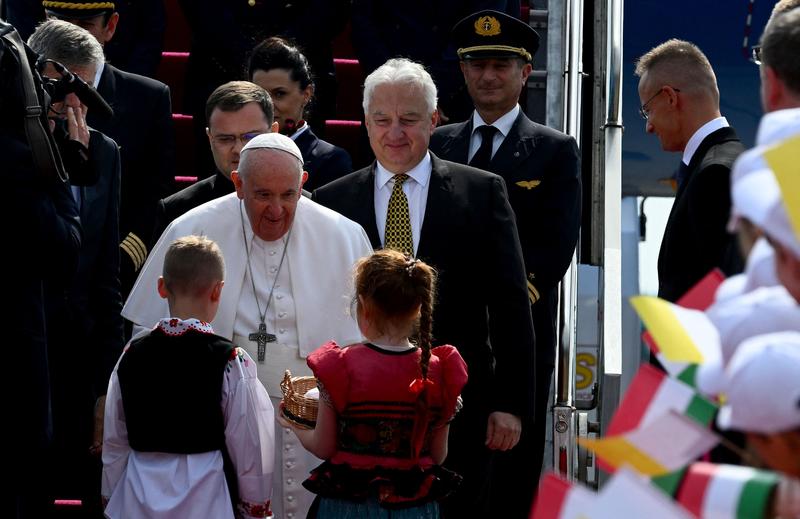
[356,165,381,248]
[97,65,116,110]
[491,111,537,174]
[80,132,108,225]
[294,128,316,159]
[438,121,472,163]
[417,155,453,256]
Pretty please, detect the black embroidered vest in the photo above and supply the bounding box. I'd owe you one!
[117,328,234,453]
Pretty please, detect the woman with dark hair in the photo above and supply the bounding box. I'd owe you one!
[249,37,352,191]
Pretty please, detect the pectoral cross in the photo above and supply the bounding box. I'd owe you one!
[249,322,276,362]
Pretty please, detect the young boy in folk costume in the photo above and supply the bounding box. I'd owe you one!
[102,236,275,518]
[280,249,468,518]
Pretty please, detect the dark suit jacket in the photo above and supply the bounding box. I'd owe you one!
[313,154,536,419]
[295,127,353,191]
[87,63,175,293]
[657,126,745,302]
[430,111,581,369]
[151,171,234,246]
[46,130,124,402]
[41,130,123,504]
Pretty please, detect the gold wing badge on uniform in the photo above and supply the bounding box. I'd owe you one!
[516,180,541,190]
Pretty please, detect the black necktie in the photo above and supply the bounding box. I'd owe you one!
[469,125,498,171]
[675,161,690,190]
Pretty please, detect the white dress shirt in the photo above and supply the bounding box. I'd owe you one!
[93,61,104,89]
[289,121,310,141]
[374,153,432,256]
[682,116,729,166]
[468,104,520,162]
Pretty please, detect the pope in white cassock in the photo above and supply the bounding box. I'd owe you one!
[122,133,374,518]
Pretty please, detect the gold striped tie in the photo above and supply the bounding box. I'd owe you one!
[384,174,413,255]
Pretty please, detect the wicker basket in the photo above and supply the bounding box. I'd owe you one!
[280,370,318,429]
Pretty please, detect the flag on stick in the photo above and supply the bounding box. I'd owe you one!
[607,364,716,437]
[596,468,694,519]
[580,411,718,477]
[631,296,720,365]
[676,462,779,519]
[529,473,596,519]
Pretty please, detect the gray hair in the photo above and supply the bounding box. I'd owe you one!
[238,148,304,186]
[362,58,437,115]
[768,0,800,23]
[28,19,105,73]
[761,8,800,96]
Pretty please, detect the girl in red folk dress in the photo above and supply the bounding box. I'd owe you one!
[280,249,468,518]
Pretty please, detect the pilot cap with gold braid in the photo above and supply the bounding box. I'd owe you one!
[42,1,115,20]
[452,9,540,62]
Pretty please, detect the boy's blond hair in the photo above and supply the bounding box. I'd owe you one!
[162,236,225,296]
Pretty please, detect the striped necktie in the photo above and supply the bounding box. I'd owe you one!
[384,174,413,255]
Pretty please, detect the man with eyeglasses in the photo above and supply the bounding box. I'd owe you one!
[152,81,278,243]
[635,39,744,302]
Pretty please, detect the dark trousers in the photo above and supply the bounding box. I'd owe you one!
[440,403,494,518]
[487,297,556,518]
[487,363,554,518]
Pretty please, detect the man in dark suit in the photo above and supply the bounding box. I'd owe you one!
[152,81,277,244]
[313,58,535,518]
[29,19,124,516]
[44,0,175,297]
[635,40,744,302]
[429,10,581,516]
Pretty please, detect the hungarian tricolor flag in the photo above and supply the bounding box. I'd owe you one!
[603,364,717,493]
[579,410,718,477]
[607,364,717,437]
[596,468,693,519]
[530,469,694,519]
[530,473,595,519]
[636,270,724,386]
[676,462,779,518]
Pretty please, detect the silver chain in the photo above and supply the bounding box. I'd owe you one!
[239,200,292,327]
